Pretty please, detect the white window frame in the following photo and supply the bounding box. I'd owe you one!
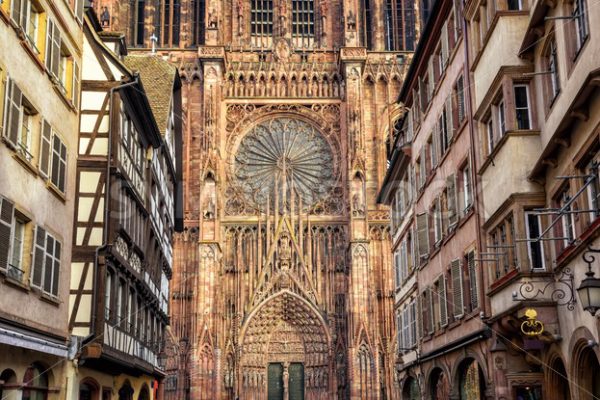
[497,100,506,137]
[486,118,494,154]
[514,84,532,130]
[524,211,546,270]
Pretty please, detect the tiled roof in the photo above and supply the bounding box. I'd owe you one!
[124,55,177,135]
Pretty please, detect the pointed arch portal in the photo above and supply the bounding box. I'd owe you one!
[239,290,333,399]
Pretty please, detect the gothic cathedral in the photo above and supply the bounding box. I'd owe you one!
[93,0,417,398]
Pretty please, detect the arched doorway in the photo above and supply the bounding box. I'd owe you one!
[546,356,571,400]
[118,381,134,400]
[0,369,18,400]
[79,378,100,400]
[402,376,420,400]
[239,290,332,400]
[457,359,485,400]
[573,342,600,400]
[138,384,150,400]
[429,368,449,400]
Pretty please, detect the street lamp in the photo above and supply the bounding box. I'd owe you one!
[577,265,600,316]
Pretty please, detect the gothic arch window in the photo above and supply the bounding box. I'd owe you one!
[358,344,374,399]
[384,0,416,51]
[191,0,206,46]
[573,341,600,400]
[162,0,181,47]
[22,363,49,400]
[429,368,449,400]
[362,0,374,49]
[79,379,100,400]
[130,0,145,46]
[251,0,274,47]
[0,369,18,400]
[292,0,315,47]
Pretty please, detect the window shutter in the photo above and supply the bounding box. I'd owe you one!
[419,79,427,112]
[397,313,403,351]
[394,251,401,287]
[58,138,67,192]
[419,147,426,188]
[451,259,464,317]
[417,294,423,339]
[0,197,14,271]
[72,61,80,108]
[39,120,52,177]
[446,95,454,141]
[51,240,61,296]
[45,19,54,71]
[31,226,46,288]
[439,275,448,327]
[76,0,85,23]
[468,251,479,309]
[421,291,429,334]
[428,288,435,333]
[441,21,449,67]
[447,174,458,226]
[43,234,55,293]
[417,213,429,258]
[401,240,408,282]
[10,0,23,24]
[427,59,435,100]
[51,22,61,79]
[457,76,465,122]
[4,78,22,147]
[431,131,438,168]
[410,301,417,346]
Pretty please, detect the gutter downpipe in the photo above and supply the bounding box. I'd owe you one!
[461,4,489,319]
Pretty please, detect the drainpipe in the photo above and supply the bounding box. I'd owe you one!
[461,0,490,327]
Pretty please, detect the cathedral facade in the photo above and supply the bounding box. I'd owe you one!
[93,0,417,398]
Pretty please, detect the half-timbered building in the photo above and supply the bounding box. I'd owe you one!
[68,9,183,399]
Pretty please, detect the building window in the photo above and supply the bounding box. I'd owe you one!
[2,78,38,162]
[384,0,416,51]
[251,0,274,46]
[557,187,575,249]
[573,0,589,51]
[22,364,49,400]
[507,0,523,10]
[191,0,206,46]
[116,279,125,327]
[455,75,465,123]
[489,215,517,279]
[131,0,145,46]
[363,0,373,49]
[465,250,479,311]
[497,99,506,137]
[31,226,61,297]
[432,197,443,245]
[486,118,494,154]
[162,0,181,47]
[450,259,464,317]
[105,270,113,321]
[583,147,600,223]
[525,211,545,270]
[49,133,68,193]
[10,218,25,274]
[292,0,314,47]
[545,39,560,103]
[514,85,531,130]
[459,161,473,214]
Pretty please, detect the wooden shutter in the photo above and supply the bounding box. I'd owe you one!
[419,147,426,188]
[446,95,454,141]
[421,291,429,334]
[427,59,435,100]
[417,213,429,258]
[76,0,85,23]
[45,18,54,71]
[419,79,428,112]
[468,251,479,309]
[10,0,22,24]
[457,76,465,122]
[4,78,22,147]
[50,22,61,78]
[43,234,54,293]
[0,197,14,271]
[441,21,449,68]
[401,240,408,282]
[451,259,464,317]
[51,239,61,296]
[439,274,448,327]
[397,313,403,350]
[428,288,435,333]
[72,61,80,108]
[31,226,46,288]
[394,251,401,287]
[58,137,67,192]
[447,174,458,226]
[410,301,417,346]
[39,120,52,177]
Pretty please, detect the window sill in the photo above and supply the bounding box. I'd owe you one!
[20,38,45,73]
[1,272,30,292]
[46,182,67,203]
[40,292,61,306]
[52,82,77,112]
[12,151,38,176]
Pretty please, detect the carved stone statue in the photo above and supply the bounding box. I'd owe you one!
[237,0,244,35]
[279,1,288,36]
[347,10,356,31]
[208,9,218,29]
